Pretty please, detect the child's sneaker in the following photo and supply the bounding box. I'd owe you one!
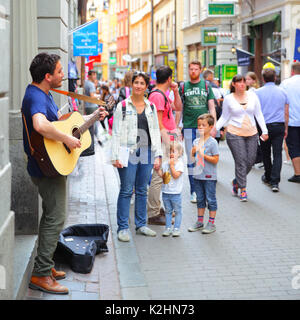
[239,190,248,202]
[232,179,238,197]
[188,221,204,232]
[172,228,180,237]
[162,228,172,237]
[202,222,216,234]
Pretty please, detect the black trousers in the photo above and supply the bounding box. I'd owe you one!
[260,123,285,185]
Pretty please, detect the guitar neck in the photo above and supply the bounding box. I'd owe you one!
[78,109,102,135]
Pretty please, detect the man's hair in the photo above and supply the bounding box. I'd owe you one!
[188,61,202,69]
[29,52,61,83]
[262,68,276,83]
[197,113,215,126]
[292,62,300,74]
[203,69,214,80]
[155,66,173,84]
[88,70,97,76]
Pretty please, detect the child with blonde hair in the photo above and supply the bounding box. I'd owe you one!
[158,141,184,237]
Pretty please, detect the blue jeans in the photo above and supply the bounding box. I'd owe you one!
[162,193,182,229]
[193,179,217,211]
[117,147,154,232]
[183,128,199,194]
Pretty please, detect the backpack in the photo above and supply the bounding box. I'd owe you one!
[148,89,171,119]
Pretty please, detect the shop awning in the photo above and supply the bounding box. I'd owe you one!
[249,13,280,27]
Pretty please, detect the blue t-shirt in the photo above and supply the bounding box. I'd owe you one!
[22,84,59,177]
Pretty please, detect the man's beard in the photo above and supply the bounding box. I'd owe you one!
[190,73,200,81]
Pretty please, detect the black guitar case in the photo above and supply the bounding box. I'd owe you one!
[54,224,109,274]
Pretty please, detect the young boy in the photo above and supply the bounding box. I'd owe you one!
[188,114,219,234]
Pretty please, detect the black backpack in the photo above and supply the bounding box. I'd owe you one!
[148,89,171,119]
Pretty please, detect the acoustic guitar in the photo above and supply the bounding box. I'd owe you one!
[30,95,115,177]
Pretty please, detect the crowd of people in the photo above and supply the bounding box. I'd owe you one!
[82,61,300,242]
[81,61,299,243]
[22,52,300,294]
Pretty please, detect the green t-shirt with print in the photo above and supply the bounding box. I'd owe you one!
[179,80,215,128]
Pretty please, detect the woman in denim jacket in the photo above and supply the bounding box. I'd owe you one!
[111,72,162,242]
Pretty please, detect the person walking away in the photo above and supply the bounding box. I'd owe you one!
[280,62,300,183]
[179,61,216,203]
[111,71,162,242]
[255,68,289,192]
[146,66,182,226]
[188,114,219,234]
[203,69,223,143]
[157,141,184,237]
[216,74,268,202]
[22,53,107,294]
[84,70,100,149]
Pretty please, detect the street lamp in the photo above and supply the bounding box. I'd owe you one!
[89,1,96,18]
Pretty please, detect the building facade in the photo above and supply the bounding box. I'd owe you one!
[182,0,238,87]
[238,0,300,82]
[129,0,152,71]
[116,0,129,79]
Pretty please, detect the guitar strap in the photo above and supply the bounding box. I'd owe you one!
[51,88,106,106]
[21,111,35,157]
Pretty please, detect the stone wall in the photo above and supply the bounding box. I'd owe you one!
[0,0,14,300]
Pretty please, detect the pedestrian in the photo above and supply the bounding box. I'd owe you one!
[245,71,260,92]
[117,70,133,104]
[203,69,224,143]
[100,84,115,131]
[111,71,163,242]
[84,70,100,149]
[188,114,219,234]
[280,62,300,183]
[146,66,182,226]
[255,68,289,192]
[179,61,216,203]
[158,141,184,237]
[22,53,106,294]
[216,74,268,202]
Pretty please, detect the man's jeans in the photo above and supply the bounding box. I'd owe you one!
[193,179,217,211]
[117,147,154,232]
[260,123,285,184]
[183,128,199,195]
[162,193,182,229]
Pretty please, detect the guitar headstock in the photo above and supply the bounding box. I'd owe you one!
[106,95,116,111]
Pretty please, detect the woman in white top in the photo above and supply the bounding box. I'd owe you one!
[216,74,268,202]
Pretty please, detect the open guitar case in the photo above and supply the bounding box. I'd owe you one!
[54,224,109,274]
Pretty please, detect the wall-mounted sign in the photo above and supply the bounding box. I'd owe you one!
[73,19,99,57]
[222,64,237,81]
[159,45,169,52]
[109,57,117,65]
[202,27,218,46]
[208,2,235,17]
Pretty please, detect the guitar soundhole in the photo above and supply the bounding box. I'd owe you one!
[72,127,81,140]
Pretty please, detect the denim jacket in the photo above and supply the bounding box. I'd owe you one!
[111,96,163,161]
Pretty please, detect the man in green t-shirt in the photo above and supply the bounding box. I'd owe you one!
[179,61,216,202]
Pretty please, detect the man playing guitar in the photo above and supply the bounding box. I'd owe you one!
[22,52,107,294]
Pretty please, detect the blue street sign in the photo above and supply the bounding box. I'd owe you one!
[294,28,300,61]
[73,20,98,57]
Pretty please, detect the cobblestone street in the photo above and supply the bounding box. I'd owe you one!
[26,139,300,300]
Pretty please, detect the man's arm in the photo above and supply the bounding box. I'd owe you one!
[32,113,81,149]
[208,99,217,137]
[170,82,182,112]
[284,103,289,138]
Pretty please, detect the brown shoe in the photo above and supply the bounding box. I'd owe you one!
[51,268,66,280]
[148,212,165,225]
[29,275,69,295]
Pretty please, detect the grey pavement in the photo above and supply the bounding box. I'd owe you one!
[26,136,300,300]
